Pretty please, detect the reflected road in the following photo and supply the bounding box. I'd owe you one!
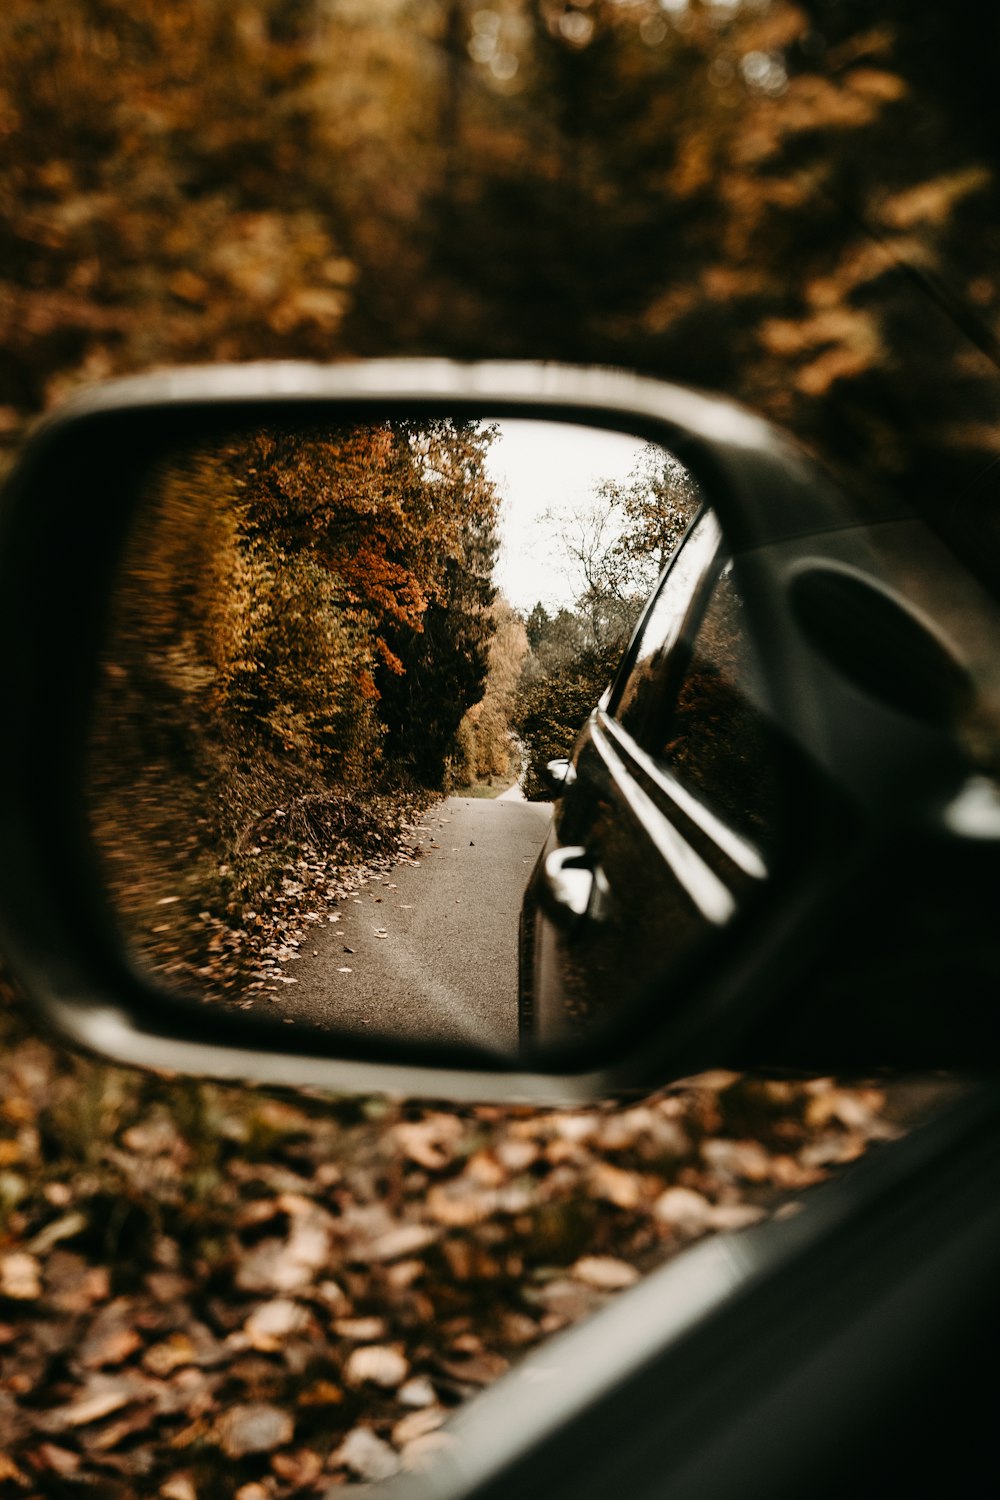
[266,794,552,1052]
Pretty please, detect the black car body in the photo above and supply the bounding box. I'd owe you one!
[520,488,1000,1067]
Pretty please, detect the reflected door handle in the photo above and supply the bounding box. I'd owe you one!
[542,846,609,925]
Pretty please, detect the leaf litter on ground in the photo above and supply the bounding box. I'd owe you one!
[0,975,966,1496]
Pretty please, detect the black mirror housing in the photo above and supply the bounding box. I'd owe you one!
[2,359,999,1102]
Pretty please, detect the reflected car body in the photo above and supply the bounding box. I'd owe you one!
[519,490,1000,1062]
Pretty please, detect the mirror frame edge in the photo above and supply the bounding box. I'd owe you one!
[0,358,841,1102]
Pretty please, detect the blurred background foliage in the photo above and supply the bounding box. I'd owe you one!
[2,0,999,573]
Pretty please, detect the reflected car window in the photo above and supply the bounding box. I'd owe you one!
[656,560,782,847]
[610,508,721,741]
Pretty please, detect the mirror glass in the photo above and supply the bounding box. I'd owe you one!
[84,414,781,1061]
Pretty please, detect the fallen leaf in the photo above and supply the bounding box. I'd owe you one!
[34,1445,80,1478]
[652,1185,714,1232]
[706,1202,767,1231]
[394,1114,465,1170]
[495,1138,539,1173]
[235,1208,334,1294]
[392,1405,445,1447]
[159,1472,198,1500]
[700,1138,773,1182]
[244,1298,310,1351]
[271,1447,324,1487]
[435,1344,508,1386]
[397,1374,438,1408]
[344,1344,409,1389]
[79,1298,144,1369]
[588,1162,645,1210]
[368,1222,439,1262]
[0,1454,29,1486]
[122,1116,184,1157]
[296,1378,344,1407]
[0,1251,41,1300]
[524,1278,600,1329]
[426,1180,496,1227]
[50,1384,134,1429]
[144,1334,200,1377]
[571,1255,640,1291]
[27,1210,89,1255]
[215,1402,294,1458]
[44,1253,109,1313]
[333,1315,388,1341]
[334,1425,401,1483]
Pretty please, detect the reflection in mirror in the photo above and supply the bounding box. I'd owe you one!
[86,416,710,1058]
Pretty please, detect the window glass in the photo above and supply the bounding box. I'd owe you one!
[611,508,721,742]
[657,561,781,846]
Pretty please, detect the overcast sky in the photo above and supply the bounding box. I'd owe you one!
[488,420,648,612]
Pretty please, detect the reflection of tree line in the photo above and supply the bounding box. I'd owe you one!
[661,570,780,846]
[514,445,699,800]
[87,421,507,993]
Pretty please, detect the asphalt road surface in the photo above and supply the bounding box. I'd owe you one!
[272,793,552,1053]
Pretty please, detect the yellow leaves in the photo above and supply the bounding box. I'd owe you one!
[759,306,882,396]
[760,306,870,355]
[877,167,993,231]
[804,236,936,309]
[771,74,882,135]
[203,212,353,332]
[268,286,349,336]
[736,4,810,58]
[668,135,719,200]
[796,345,877,397]
[168,269,211,305]
[843,67,908,104]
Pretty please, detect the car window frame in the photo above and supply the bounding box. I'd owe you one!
[604,505,723,741]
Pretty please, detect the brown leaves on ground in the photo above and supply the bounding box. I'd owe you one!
[0,990,955,1497]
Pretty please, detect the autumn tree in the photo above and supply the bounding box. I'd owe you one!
[514,637,622,801]
[595,445,701,598]
[453,597,529,786]
[376,419,502,784]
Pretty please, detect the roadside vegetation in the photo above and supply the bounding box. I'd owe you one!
[87,421,503,1000]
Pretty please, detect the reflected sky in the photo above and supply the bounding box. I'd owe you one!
[490,421,650,611]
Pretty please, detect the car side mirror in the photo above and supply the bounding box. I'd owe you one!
[1,359,998,1103]
[543,759,577,794]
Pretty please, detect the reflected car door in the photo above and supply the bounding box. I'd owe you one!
[522,507,782,1048]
